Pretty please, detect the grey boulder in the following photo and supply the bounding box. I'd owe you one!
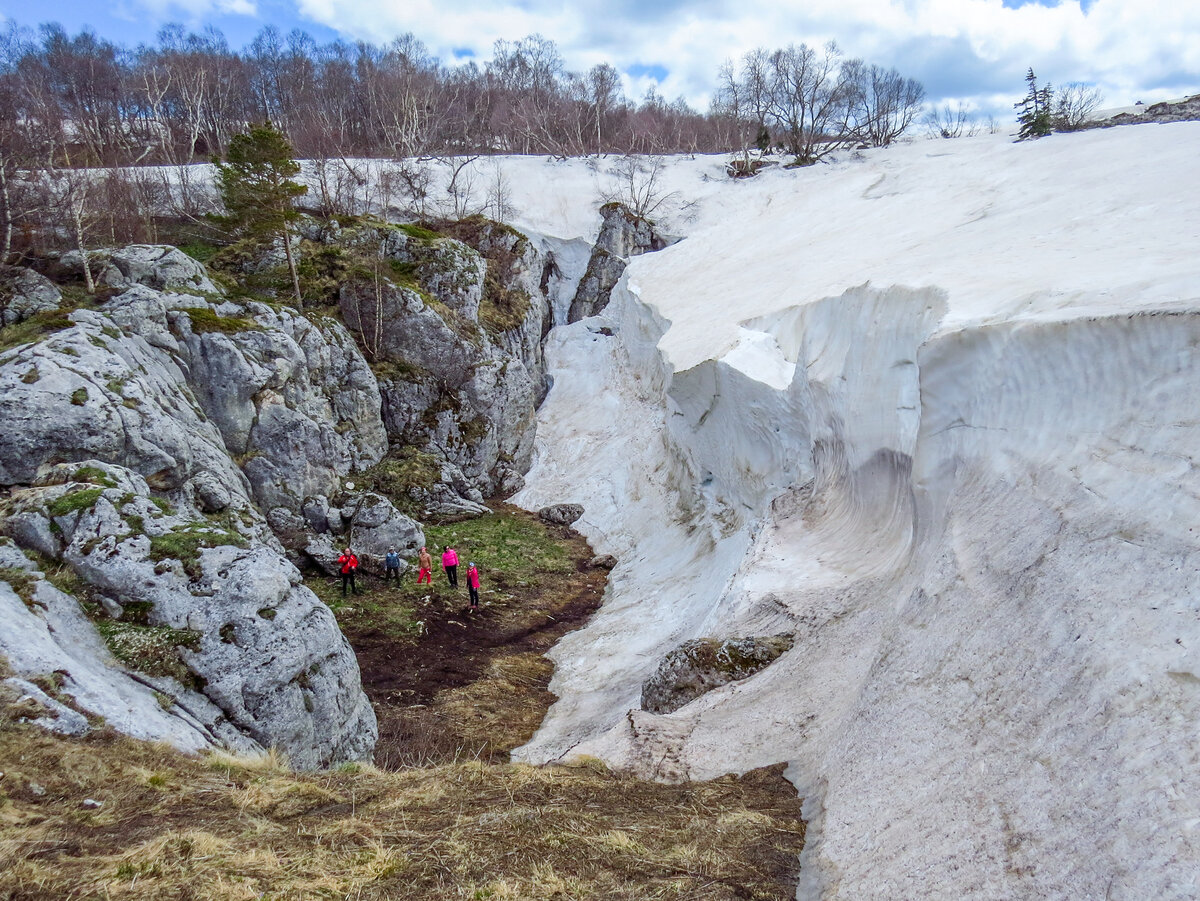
[0,266,63,325]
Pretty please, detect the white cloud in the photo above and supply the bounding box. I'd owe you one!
[157,0,1200,116]
[128,0,258,20]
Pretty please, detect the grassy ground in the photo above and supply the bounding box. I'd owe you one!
[1,506,807,898]
[304,504,607,768]
[0,720,805,900]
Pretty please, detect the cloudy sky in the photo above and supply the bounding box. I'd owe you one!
[6,0,1200,118]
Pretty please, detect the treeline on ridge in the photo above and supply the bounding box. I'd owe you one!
[0,22,927,263]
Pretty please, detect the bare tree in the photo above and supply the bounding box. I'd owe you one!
[844,61,925,146]
[44,166,99,291]
[923,101,978,139]
[599,155,679,220]
[1054,83,1104,131]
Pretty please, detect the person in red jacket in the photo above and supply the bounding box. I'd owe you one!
[442,545,459,587]
[467,561,480,609]
[338,547,360,596]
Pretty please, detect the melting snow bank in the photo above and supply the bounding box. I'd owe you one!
[514,125,1200,899]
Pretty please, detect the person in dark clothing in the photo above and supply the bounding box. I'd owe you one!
[384,546,401,581]
[338,547,360,596]
[442,545,459,587]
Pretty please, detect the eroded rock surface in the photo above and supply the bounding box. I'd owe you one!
[640,635,794,714]
[568,203,676,323]
[0,266,62,325]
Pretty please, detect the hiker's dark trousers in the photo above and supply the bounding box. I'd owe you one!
[342,571,358,595]
[445,565,458,587]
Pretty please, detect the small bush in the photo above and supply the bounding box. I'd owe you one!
[70,387,88,406]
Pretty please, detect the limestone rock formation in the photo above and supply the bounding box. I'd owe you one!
[3,463,376,767]
[538,503,585,526]
[60,244,221,295]
[568,203,676,323]
[640,636,795,714]
[0,266,62,325]
[330,219,551,501]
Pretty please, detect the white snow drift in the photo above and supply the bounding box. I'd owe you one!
[510,123,1200,900]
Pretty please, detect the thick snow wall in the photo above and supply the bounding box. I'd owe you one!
[515,263,1200,897]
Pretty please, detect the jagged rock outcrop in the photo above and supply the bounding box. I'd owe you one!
[3,462,376,767]
[1103,93,1200,127]
[640,636,795,714]
[60,244,221,295]
[0,296,257,512]
[167,295,389,514]
[0,249,385,765]
[0,535,261,754]
[0,266,62,325]
[331,219,551,503]
[568,203,676,323]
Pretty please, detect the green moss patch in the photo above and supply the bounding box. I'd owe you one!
[0,310,74,353]
[397,222,440,242]
[183,307,263,335]
[72,465,118,489]
[148,524,247,579]
[46,487,106,519]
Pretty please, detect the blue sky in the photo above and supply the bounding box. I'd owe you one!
[4,0,1198,119]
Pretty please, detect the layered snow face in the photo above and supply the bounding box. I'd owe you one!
[512,123,1200,899]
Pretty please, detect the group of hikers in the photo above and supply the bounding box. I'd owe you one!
[336,545,481,608]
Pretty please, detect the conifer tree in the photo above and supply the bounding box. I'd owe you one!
[1014,68,1054,141]
[216,124,307,307]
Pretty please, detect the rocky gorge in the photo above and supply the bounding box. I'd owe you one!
[0,203,671,768]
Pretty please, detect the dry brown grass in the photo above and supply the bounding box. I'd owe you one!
[0,714,805,900]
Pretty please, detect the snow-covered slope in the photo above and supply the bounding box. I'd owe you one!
[509,124,1200,900]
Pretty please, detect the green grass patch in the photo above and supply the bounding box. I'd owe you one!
[70,387,88,405]
[92,619,201,685]
[46,487,106,518]
[305,572,427,642]
[397,222,441,241]
[72,465,118,488]
[0,310,74,353]
[183,307,263,335]
[424,512,574,591]
[356,448,442,517]
[148,524,247,579]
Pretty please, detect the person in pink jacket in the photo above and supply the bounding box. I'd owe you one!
[467,561,480,608]
[441,545,459,587]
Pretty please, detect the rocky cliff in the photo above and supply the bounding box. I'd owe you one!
[0,197,635,765]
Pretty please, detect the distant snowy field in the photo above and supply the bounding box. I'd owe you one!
[502,124,1200,900]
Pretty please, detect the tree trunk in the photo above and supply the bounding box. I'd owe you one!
[0,159,12,265]
[282,225,302,309]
